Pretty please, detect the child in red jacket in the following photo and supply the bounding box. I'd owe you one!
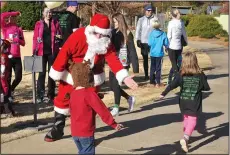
[69,60,123,155]
[0,39,15,116]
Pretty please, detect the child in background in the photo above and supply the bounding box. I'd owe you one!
[159,52,210,152]
[69,60,123,155]
[148,17,169,88]
[0,39,15,116]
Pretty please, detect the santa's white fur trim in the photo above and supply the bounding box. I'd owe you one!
[85,25,111,37]
[94,72,105,86]
[73,28,78,32]
[62,70,74,85]
[49,67,74,85]
[8,55,13,58]
[94,26,111,36]
[54,106,70,115]
[49,66,64,81]
[116,69,129,85]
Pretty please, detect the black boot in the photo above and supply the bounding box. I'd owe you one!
[44,111,67,142]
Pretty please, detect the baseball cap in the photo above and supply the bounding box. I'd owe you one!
[67,1,78,7]
[144,4,153,11]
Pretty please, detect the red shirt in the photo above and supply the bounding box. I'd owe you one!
[70,88,117,137]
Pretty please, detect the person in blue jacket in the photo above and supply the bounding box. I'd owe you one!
[148,18,169,88]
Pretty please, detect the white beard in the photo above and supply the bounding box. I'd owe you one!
[84,26,111,68]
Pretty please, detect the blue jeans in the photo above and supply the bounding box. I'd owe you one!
[73,136,95,155]
[150,56,163,84]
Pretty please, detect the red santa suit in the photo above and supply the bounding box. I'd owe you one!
[44,14,129,142]
[49,14,128,115]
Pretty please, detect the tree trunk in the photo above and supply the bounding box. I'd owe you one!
[92,2,96,16]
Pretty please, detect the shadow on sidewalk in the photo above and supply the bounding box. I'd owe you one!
[95,111,223,146]
[131,141,186,154]
[130,122,228,154]
[206,73,229,80]
[189,122,228,152]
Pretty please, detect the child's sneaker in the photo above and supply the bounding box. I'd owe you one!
[127,96,135,112]
[110,107,119,117]
[180,138,189,153]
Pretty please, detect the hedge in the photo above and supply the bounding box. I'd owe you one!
[185,15,227,39]
[1,2,43,30]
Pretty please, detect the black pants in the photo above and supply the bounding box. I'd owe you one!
[109,71,129,106]
[45,112,66,140]
[168,48,182,82]
[37,54,56,99]
[141,43,150,77]
[8,57,22,97]
[150,57,163,84]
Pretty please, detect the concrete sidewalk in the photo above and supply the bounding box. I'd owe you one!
[1,41,228,154]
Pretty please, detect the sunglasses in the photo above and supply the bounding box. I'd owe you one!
[93,32,110,38]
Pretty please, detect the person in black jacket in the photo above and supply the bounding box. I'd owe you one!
[52,1,80,47]
[110,12,139,116]
[159,52,210,153]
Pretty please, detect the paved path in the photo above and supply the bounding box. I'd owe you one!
[2,41,228,154]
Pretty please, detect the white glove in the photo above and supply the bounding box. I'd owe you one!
[1,65,5,74]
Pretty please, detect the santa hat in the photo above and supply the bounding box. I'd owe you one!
[86,13,111,37]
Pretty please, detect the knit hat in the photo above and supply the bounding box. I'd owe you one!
[144,4,153,11]
[87,13,111,36]
[67,1,78,7]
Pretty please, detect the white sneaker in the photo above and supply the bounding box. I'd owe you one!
[127,96,135,112]
[180,138,188,153]
[110,107,119,117]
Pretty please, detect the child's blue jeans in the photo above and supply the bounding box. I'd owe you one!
[73,136,95,155]
[150,56,163,84]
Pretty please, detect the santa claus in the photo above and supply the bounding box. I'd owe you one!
[44,13,138,142]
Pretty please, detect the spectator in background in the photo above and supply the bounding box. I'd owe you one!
[148,18,169,88]
[0,11,25,104]
[167,9,187,84]
[33,7,62,103]
[52,1,80,47]
[110,12,139,116]
[0,39,15,116]
[135,4,155,81]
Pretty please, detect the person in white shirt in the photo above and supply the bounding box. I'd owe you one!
[167,9,187,83]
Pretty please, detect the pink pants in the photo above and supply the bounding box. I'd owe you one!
[183,114,197,136]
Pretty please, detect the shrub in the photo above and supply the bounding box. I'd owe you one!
[181,14,194,27]
[186,15,223,38]
[199,32,216,38]
[219,29,229,38]
[1,2,42,30]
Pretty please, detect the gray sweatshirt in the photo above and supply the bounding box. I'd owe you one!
[135,15,155,44]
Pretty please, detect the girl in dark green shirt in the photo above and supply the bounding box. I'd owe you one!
[159,52,210,152]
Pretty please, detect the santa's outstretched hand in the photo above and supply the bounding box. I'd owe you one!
[123,75,138,90]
